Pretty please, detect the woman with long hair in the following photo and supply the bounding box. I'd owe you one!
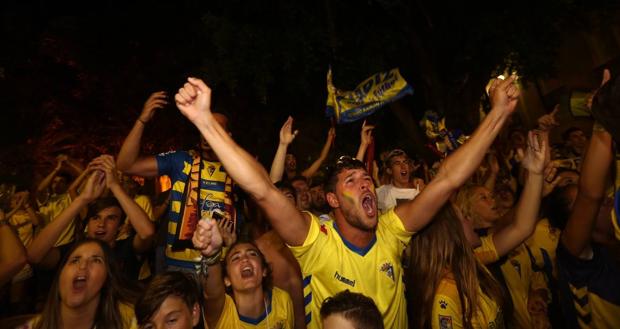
[409,130,546,329]
[192,217,294,329]
[20,238,137,329]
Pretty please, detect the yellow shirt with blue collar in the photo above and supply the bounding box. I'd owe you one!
[214,287,294,329]
[288,209,414,329]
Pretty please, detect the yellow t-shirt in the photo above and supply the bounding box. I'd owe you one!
[9,211,34,246]
[37,193,74,247]
[500,244,549,329]
[289,209,414,329]
[526,218,560,278]
[474,234,499,265]
[214,287,294,329]
[432,273,504,329]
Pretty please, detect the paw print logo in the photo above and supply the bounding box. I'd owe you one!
[439,300,448,309]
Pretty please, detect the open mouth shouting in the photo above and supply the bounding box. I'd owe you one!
[361,192,377,218]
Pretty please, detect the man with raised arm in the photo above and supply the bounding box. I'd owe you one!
[116,91,239,272]
[174,75,520,329]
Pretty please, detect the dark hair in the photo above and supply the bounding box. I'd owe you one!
[86,197,126,226]
[324,156,366,194]
[562,127,583,142]
[290,175,308,185]
[34,239,135,329]
[135,271,202,326]
[543,183,577,230]
[222,239,272,292]
[275,181,297,199]
[320,290,384,329]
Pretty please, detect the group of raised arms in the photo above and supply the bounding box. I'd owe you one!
[1,69,619,329]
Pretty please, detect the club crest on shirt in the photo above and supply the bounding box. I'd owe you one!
[320,225,328,235]
[207,165,216,176]
[380,262,395,281]
[439,315,453,329]
[439,300,448,309]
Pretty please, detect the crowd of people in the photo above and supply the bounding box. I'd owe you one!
[0,70,619,329]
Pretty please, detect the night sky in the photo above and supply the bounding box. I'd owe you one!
[1,0,618,186]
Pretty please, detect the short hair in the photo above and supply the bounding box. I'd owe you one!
[384,149,408,167]
[320,290,384,329]
[135,271,201,326]
[290,175,308,185]
[562,127,583,142]
[275,181,297,199]
[86,197,126,225]
[324,156,366,194]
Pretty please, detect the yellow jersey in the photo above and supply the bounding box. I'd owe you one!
[289,209,413,329]
[499,244,549,329]
[474,234,499,265]
[37,193,74,247]
[214,287,294,329]
[432,273,504,329]
[525,218,560,278]
[18,302,137,329]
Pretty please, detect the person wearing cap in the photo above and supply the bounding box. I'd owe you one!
[375,149,425,213]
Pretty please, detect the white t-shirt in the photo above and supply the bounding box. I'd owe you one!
[376,184,420,213]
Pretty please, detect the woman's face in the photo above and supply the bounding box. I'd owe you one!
[59,242,107,309]
[224,243,267,292]
[470,186,500,227]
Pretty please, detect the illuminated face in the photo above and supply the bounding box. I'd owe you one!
[224,243,267,293]
[285,154,297,172]
[323,314,357,329]
[86,206,123,245]
[309,185,326,209]
[59,242,107,309]
[292,179,311,211]
[329,168,377,231]
[388,155,411,187]
[470,186,499,228]
[142,296,199,329]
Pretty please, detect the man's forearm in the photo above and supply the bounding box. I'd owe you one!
[270,143,289,183]
[117,120,146,172]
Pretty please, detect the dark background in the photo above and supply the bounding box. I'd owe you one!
[1,0,618,187]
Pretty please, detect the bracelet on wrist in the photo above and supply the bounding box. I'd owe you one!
[137,118,147,125]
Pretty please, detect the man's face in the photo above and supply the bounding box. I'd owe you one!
[52,176,68,194]
[328,168,377,231]
[292,179,311,211]
[388,155,411,186]
[285,154,297,172]
[567,130,587,153]
[309,185,326,210]
[86,206,123,245]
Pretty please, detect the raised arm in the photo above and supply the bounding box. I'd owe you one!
[0,211,27,287]
[269,116,298,183]
[36,156,66,203]
[92,155,155,253]
[68,163,93,201]
[561,124,613,258]
[27,171,106,267]
[175,77,309,246]
[116,91,167,177]
[395,76,520,232]
[192,218,225,329]
[355,120,374,161]
[492,131,545,257]
[301,126,336,179]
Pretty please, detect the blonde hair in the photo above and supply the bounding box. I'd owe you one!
[408,205,505,329]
